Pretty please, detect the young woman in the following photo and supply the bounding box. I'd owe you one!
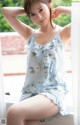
[2,0,71,125]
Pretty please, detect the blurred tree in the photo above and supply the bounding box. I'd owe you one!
[0,0,71,32]
[0,0,23,32]
[53,0,71,26]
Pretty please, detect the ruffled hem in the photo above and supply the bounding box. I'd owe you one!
[39,92,69,116]
[20,90,69,116]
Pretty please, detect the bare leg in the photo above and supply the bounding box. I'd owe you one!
[7,94,59,125]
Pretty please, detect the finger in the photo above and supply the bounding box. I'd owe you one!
[51,14,57,19]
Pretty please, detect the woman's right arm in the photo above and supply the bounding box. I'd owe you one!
[2,7,33,40]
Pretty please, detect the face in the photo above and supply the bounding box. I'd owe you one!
[29,2,50,27]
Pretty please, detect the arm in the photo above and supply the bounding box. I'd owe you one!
[52,6,71,44]
[58,6,71,15]
[52,6,71,18]
[2,7,33,40]
[60,23,71,44]
[60,6,71,44]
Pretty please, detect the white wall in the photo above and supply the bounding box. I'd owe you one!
[0,39,6,122]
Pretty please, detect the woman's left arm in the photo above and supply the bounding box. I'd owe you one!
[52,6,71,44]
[58,6,71,15]
[60,6,71,44]
[52,6,71,18]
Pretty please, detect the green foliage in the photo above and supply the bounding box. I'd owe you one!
[52,0,71,26]
[0,0,71,32]
[0,0,23,32]
[54,15,71,27]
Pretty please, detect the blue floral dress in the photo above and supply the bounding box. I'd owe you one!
[20,30,69,116]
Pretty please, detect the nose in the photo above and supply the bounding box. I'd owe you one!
[37,13,42,20]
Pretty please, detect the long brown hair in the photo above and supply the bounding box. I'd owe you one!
[24,0,53,27]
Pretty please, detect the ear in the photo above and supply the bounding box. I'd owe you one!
[47,3,52,11]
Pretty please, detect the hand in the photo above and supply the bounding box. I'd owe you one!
[51,6,62,19]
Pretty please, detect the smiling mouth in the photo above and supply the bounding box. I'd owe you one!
[40,19,45,23]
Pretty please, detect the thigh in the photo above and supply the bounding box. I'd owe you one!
[11,94,59,120]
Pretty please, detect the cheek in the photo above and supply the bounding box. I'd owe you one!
[44,12,50,20]
[44,9,50,17]
[30,17,38,23]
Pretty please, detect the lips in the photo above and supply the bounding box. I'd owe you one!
[40,19,45,23]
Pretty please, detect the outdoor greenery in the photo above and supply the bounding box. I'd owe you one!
[0,0,71,32]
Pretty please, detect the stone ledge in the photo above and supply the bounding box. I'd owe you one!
[0,32,27,55]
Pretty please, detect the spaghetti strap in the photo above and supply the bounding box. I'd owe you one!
[26,30,36,46]
[58,29,61,35]
[57,29,64,45]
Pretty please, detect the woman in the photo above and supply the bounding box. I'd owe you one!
[2,0,71,125]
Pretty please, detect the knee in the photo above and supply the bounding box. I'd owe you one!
[7,104,20,120]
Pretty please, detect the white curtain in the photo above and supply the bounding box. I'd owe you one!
[71,1,80,125]
[0,39,6,119]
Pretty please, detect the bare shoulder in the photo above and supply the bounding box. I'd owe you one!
[60,23,71,44]
[23,25,34,40]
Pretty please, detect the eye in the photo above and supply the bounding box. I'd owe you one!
[30,13,36,17]
[39,8,43,13]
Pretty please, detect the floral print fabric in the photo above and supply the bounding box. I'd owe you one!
[20,31,69,115]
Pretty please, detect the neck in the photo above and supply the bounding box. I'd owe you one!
[39,22,56,33]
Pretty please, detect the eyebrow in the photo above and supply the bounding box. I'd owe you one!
[38,6,42,10]
[30,6,42,14]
